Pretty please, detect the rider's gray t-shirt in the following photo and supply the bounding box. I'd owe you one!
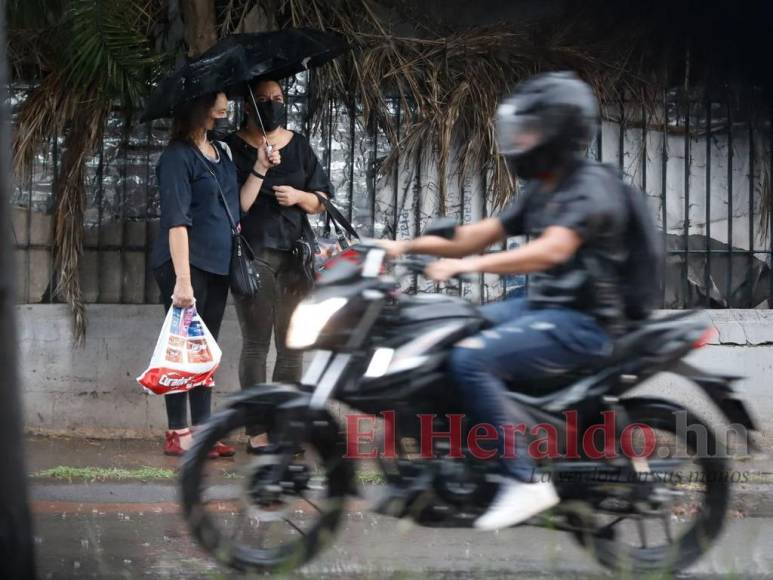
[498,160,629,335]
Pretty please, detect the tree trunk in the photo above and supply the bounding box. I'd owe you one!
[180,0,218,57]
[237,3,277,33]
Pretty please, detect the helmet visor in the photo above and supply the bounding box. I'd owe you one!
[495,111,545,156]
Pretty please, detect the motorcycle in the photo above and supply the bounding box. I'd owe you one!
[181,220,758,575]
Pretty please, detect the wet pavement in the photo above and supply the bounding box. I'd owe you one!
[31,500,773,579]
[27,436,773,579]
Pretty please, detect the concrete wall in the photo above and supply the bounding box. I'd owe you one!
[20,305,248,438]
[17,305,773,440]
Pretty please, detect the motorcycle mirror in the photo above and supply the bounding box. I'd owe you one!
[422,217,457,240]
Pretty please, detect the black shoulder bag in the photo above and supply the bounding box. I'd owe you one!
[196,144,262,298]
[288,192,360,294]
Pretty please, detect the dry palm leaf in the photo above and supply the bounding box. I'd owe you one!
[278,0,654,212]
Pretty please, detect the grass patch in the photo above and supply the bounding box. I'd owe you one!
[217,470,386,484]
[32,465,387,485]
[32,466,175,482]
[358,470,385,485]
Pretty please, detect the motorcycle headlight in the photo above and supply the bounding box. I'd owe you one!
[286,297,348,349]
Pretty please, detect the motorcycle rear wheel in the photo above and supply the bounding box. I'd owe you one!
[574,397,730,575]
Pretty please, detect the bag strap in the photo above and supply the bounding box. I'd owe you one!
[191,143,260,261]
[323,206,343,240]
[310,191,360,241]
[323,212,333,238]
[294,135,357,242]
[192,143,239,234]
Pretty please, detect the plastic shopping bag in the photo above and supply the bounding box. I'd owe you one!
[137,305,222,395]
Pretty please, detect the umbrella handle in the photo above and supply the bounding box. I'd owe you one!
[246,83,273,150]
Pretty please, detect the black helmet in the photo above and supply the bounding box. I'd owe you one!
[495,71,598,179]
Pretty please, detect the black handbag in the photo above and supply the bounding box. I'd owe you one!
[197,144,262,298]
[228,228,262,298]
[287,192,360,294]
[289,231,317,295]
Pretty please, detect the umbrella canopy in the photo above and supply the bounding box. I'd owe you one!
[141,28,346,122]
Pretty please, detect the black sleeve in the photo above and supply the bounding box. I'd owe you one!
[157,146,193,229]
[302,138,335,198]
[498,192,529,236]
[550,173,613,240]
[551,193,604,240]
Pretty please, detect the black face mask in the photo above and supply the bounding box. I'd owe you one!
[208,117,231,140]
[254,100,285,132]
[508,144,571,181]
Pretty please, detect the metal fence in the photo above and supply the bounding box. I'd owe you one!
[9,75,772,308]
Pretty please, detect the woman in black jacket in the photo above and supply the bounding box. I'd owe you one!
[224,79,334,452]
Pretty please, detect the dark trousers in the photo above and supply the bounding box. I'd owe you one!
[449,298,613,481]
[235,248,305,436]
[154,260,230,430]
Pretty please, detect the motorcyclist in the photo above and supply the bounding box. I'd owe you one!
[379,72,630,530]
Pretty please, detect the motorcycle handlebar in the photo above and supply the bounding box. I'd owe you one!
[392,254,477,283]
[394,255,432,273]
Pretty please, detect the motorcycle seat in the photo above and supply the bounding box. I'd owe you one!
[503,311,707,407]
[608,310,705,363]
[400,294,482,323]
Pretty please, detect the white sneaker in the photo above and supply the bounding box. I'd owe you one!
[474,479,560,531]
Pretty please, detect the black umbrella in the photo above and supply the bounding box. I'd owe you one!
[141,28,347,122]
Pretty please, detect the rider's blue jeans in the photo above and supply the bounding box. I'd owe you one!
[449,297,613,482]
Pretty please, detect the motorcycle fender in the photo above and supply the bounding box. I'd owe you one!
[278,395,341,432]
[228,382,342,440]
[671,361,758,432]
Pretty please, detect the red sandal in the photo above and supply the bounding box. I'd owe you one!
[190,426,235,459]
[212,440,236,457]
[163,429,190,456]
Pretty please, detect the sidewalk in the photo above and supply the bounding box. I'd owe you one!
[27,434,386,484]
[27,434,773,511]
[28,435,178,473]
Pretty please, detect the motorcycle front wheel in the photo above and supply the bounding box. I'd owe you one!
[180,404,352,574]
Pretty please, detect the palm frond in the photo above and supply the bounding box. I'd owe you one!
[7,0,67,80]
[53,97,111,343]
[11,0,166,341]
[63,0,166,107]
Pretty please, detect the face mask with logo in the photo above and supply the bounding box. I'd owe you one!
[208,117,231,141]
[254,100,286,132]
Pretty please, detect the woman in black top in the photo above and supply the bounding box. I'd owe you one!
[153,90,279,457]
[225,79,334,452]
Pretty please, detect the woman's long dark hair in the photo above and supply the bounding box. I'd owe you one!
[170,92,219,145]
